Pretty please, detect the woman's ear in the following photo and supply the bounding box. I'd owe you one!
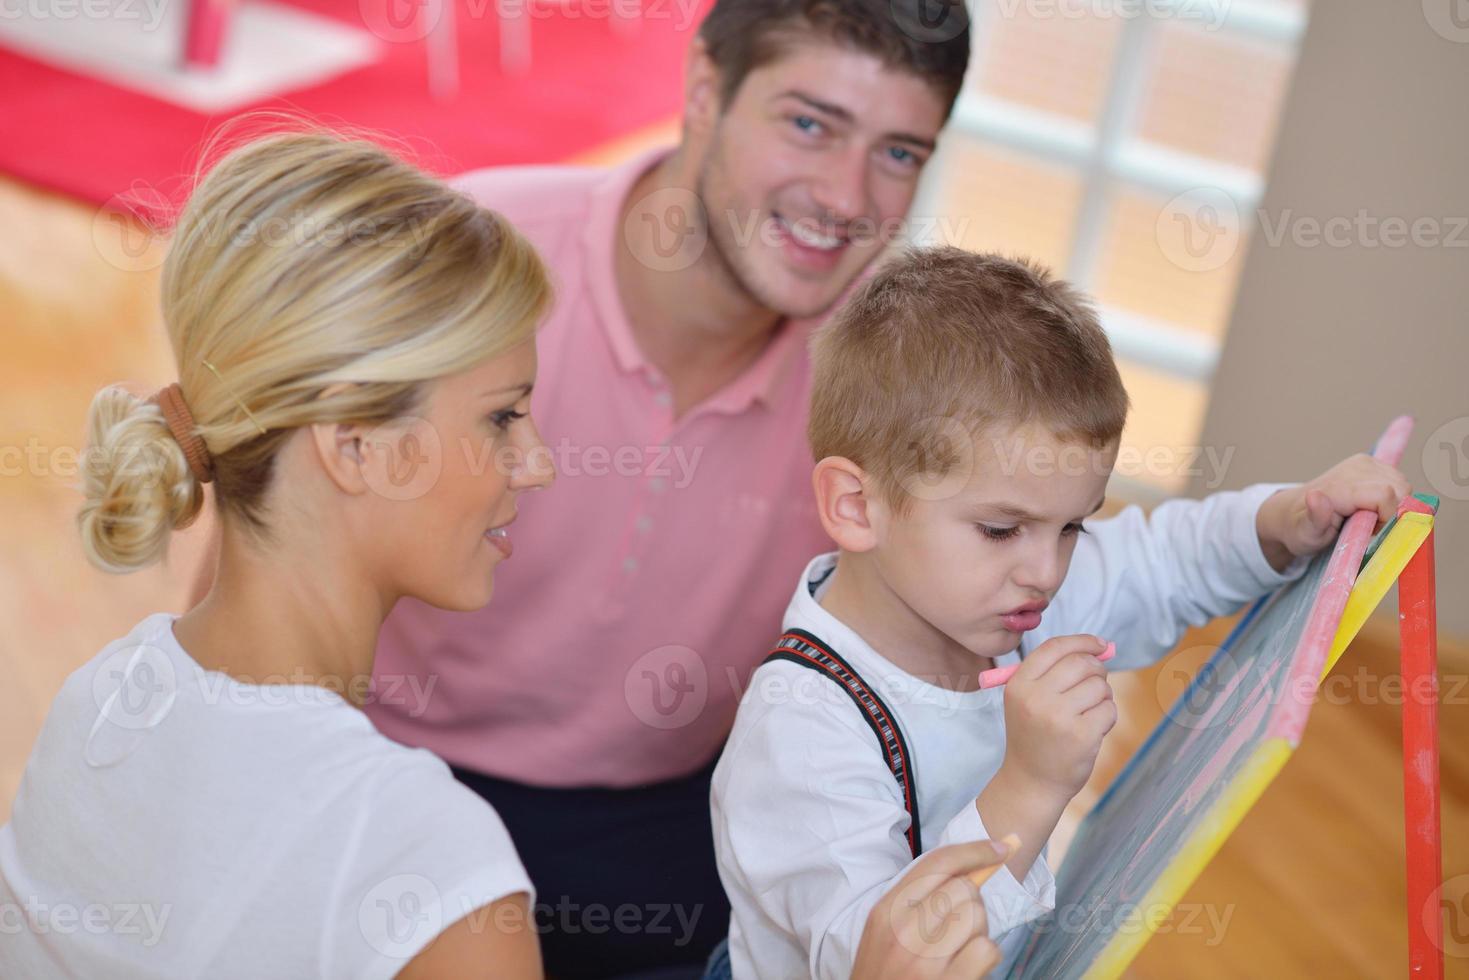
[308,418,372,496]
[310,412,445,503]
[813,456,880,553]
[306,381,377,498]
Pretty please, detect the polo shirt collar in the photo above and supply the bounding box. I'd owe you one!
[581,146,806,414]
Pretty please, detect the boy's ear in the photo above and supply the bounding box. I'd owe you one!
[813,456,880,553]
[683,37,720,139]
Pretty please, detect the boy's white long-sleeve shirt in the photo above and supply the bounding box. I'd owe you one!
[710,483,1309,980]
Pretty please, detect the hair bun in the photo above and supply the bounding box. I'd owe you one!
[76,386,207,574]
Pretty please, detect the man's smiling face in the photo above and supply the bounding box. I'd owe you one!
[692,41,950,319]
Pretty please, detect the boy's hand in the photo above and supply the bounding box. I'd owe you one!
[1000,634,1116,798]
[856,839,1011,980]
[974,636,1114,882]
[1255,453,1411,572]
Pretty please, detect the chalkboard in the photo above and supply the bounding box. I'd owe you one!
[1006,416,1421,977]
[1006,549,1328,977]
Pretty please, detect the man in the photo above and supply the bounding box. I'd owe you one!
[197,2,970,974]
[373,1,969,975]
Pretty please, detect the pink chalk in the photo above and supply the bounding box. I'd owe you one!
[979,641,1115,690]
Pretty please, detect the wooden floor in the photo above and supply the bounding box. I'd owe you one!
[1077,618,1469,978]
[2,143,1465,978]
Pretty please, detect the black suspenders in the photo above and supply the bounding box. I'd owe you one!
[762,628,923,859]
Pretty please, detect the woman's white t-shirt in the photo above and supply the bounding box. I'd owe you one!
[0,612,533,979]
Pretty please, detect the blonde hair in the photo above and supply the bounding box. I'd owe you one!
[808,245,1129,513]
[77,126,551,573]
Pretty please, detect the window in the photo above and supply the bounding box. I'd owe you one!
[914,0,1310,498]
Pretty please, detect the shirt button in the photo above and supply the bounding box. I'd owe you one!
[649,477,666,493]
[623,556,639,573]
[654,390,672,408]
[636,515,653,533]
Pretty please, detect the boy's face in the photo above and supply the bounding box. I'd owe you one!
[869,424,1118,660]
[693,41,949,319]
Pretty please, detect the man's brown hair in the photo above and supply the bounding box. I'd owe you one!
[696,0,970,116]
[808,245,1130,512]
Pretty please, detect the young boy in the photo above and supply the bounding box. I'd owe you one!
[709,246,1409,978]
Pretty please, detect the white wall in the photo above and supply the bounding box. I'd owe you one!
[1190,0,1469,636]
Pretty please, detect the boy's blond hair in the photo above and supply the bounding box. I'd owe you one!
[808,246,1129,512]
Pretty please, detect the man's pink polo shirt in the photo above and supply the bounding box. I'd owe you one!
[366,148,833,786]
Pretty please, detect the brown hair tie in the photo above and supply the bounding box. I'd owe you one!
[150,383,214,484]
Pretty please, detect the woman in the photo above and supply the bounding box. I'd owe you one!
[0,129,1005,978]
